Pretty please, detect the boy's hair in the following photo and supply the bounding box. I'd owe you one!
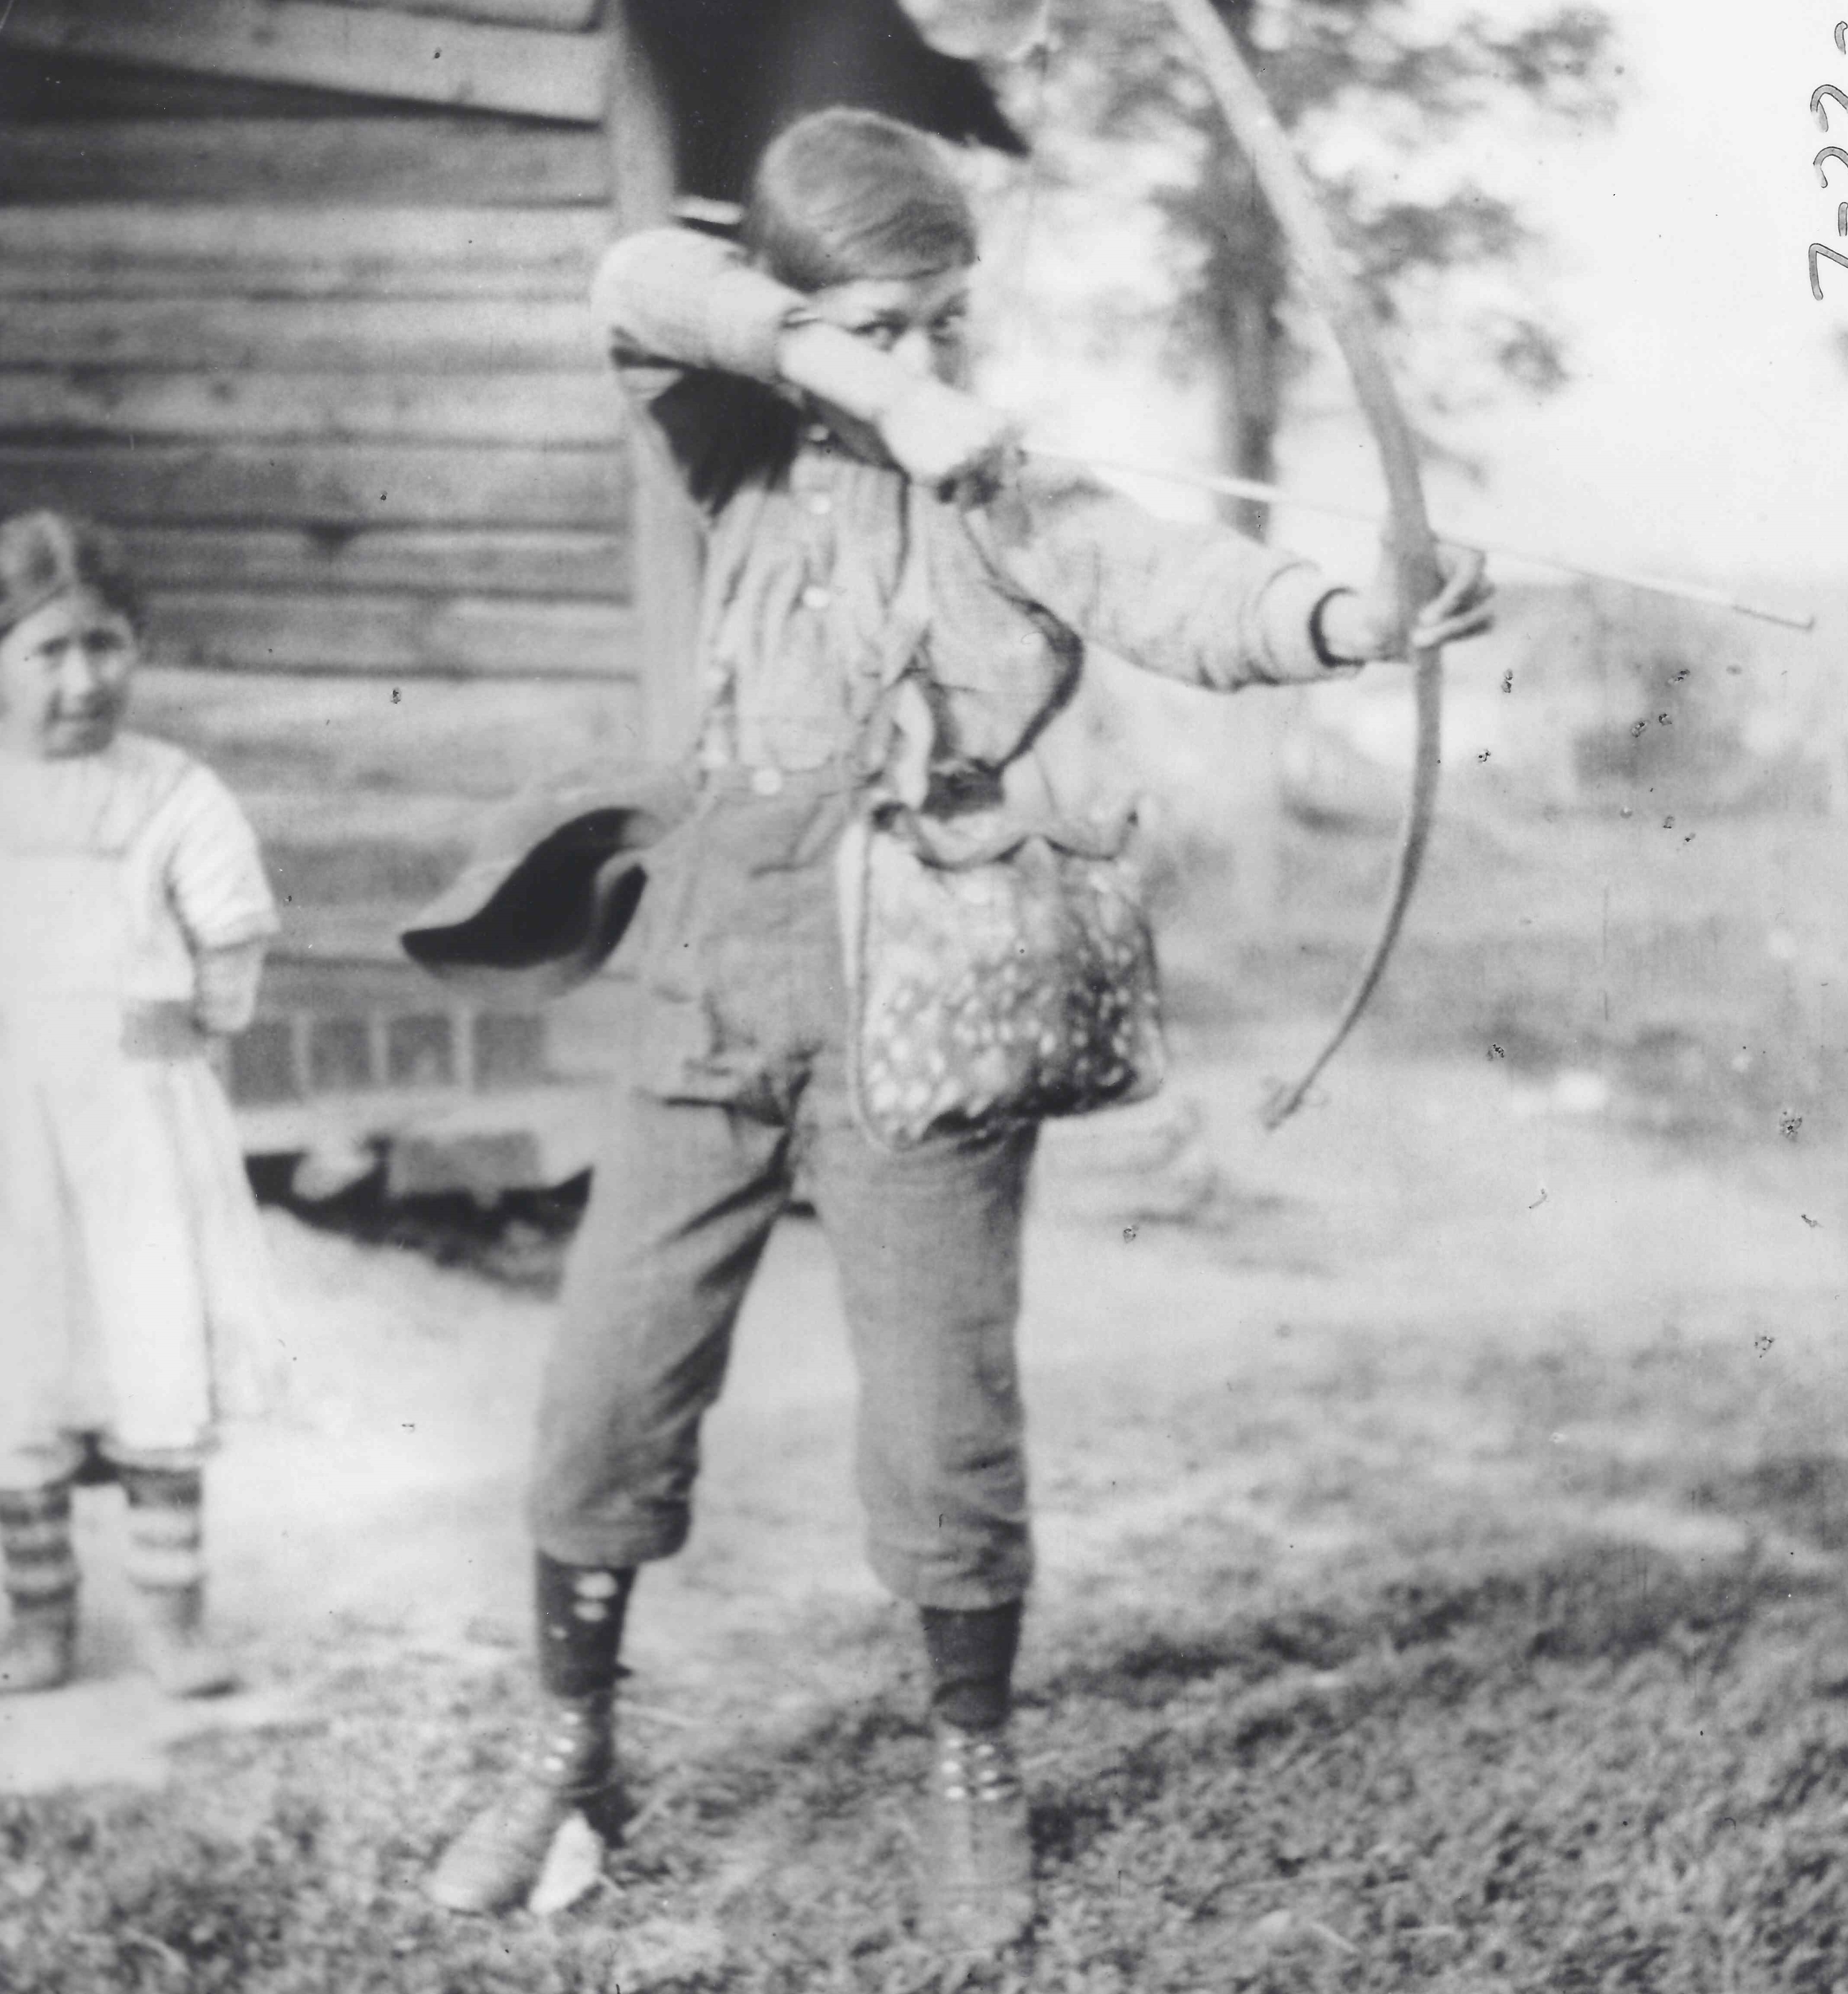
[744,108,978,291]
[0,511,142,638]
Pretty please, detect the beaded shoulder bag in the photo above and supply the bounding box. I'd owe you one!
[839,806,1166,1152]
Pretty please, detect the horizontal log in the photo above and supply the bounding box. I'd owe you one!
[0,298,603,371]
[335,0,600,26]
[0,43,388,118]
[0,370,624,446]
[117,526,630,598]
[134,664,648,795]
[0,207,615,299]
[0,442,628,527]
[0,119,611,205]
[6,1,608,124]
[146,588,639,679]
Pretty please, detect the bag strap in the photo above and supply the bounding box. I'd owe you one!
[845,482,937,799]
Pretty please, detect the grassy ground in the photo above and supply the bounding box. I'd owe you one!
[13,1542,1848,1994]
[3,1160,1846,1992]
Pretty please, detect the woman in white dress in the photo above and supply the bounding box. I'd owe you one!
[0,511,279,1698]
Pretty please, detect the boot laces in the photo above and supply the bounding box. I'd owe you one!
[933,1729,1024,1878]
[532,1698,612,1796]
[936,1731,1019,1805]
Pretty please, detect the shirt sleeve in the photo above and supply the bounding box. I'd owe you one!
[161,764,279,958]
[590,227,816,514]
[976,465,1361,691]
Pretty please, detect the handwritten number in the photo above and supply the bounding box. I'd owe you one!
[1811,243,1848,298]
[1816,36,1848,283]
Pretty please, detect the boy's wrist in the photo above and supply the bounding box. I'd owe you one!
[1309,587,1371,667]
[777,319,908,429]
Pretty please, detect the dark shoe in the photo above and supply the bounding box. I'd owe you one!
[428,1696,619,1915]
[130,1583,237,1698]
[918,1722,1034,1957]
[0,1597,77,1695]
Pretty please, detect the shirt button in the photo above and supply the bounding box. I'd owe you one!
[800,583,832,610]
[750,766,785,797]
[804,493,833,517]
[805,422,832,446]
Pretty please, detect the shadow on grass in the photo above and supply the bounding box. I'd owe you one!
[1039,1537,1775,1714]
[1693,1453,1848,1554]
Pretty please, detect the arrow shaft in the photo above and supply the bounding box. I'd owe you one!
[1025,447,1814,632]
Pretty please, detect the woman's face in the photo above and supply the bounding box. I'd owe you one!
[0,587,139,760]
[809,262,974,387]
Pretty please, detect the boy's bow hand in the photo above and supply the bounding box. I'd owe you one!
[877,379,1023,499]
[1322,542,1495,663]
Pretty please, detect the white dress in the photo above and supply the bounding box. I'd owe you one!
[0,733,279,1489]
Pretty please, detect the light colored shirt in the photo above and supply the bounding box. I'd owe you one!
[591,229,1351,796]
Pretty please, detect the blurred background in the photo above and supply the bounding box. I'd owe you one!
[964,0,1847,1164]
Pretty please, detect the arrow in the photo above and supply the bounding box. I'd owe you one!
[1023,447,1815,632]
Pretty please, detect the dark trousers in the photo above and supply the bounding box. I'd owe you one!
[526,777,1036,1610]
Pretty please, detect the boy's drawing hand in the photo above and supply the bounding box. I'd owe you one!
[1324,542,1495,662]
[877,380,1023,499]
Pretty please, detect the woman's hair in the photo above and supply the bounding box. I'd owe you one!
[0,511,142,638]
[744,108,978,291]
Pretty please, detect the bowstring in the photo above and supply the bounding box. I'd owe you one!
[1000,8,1056,395]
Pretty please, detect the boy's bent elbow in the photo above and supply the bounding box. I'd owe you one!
[591,228,807,385]
[1239,564,1361,687]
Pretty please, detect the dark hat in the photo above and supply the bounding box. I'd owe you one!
[401,764,694,1002]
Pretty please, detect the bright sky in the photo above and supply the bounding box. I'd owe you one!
[986,0,1848,599]
[1434,0,1848,588]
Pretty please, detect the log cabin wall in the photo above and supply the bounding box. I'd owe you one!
[0,2,663,1152]
[0,1,1020,1183]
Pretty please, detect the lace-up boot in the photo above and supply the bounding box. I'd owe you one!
[425,1692,620,1914]
[427,1556,633,1915]
[919,1719,1034,1955]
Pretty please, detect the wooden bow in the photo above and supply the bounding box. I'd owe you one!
[1159,0,1446,1129]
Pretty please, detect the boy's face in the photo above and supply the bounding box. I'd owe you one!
[809,263,973,387]
[0,587,139,760]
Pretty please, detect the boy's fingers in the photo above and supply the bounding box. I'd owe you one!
[1430,544,1488,608]
[1413,600,1496,645]
[940,465,992,506]
[1409,546,1493,642]
[942,438,1024,508]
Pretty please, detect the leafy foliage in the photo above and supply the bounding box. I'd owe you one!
[1000,0,1622,485]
